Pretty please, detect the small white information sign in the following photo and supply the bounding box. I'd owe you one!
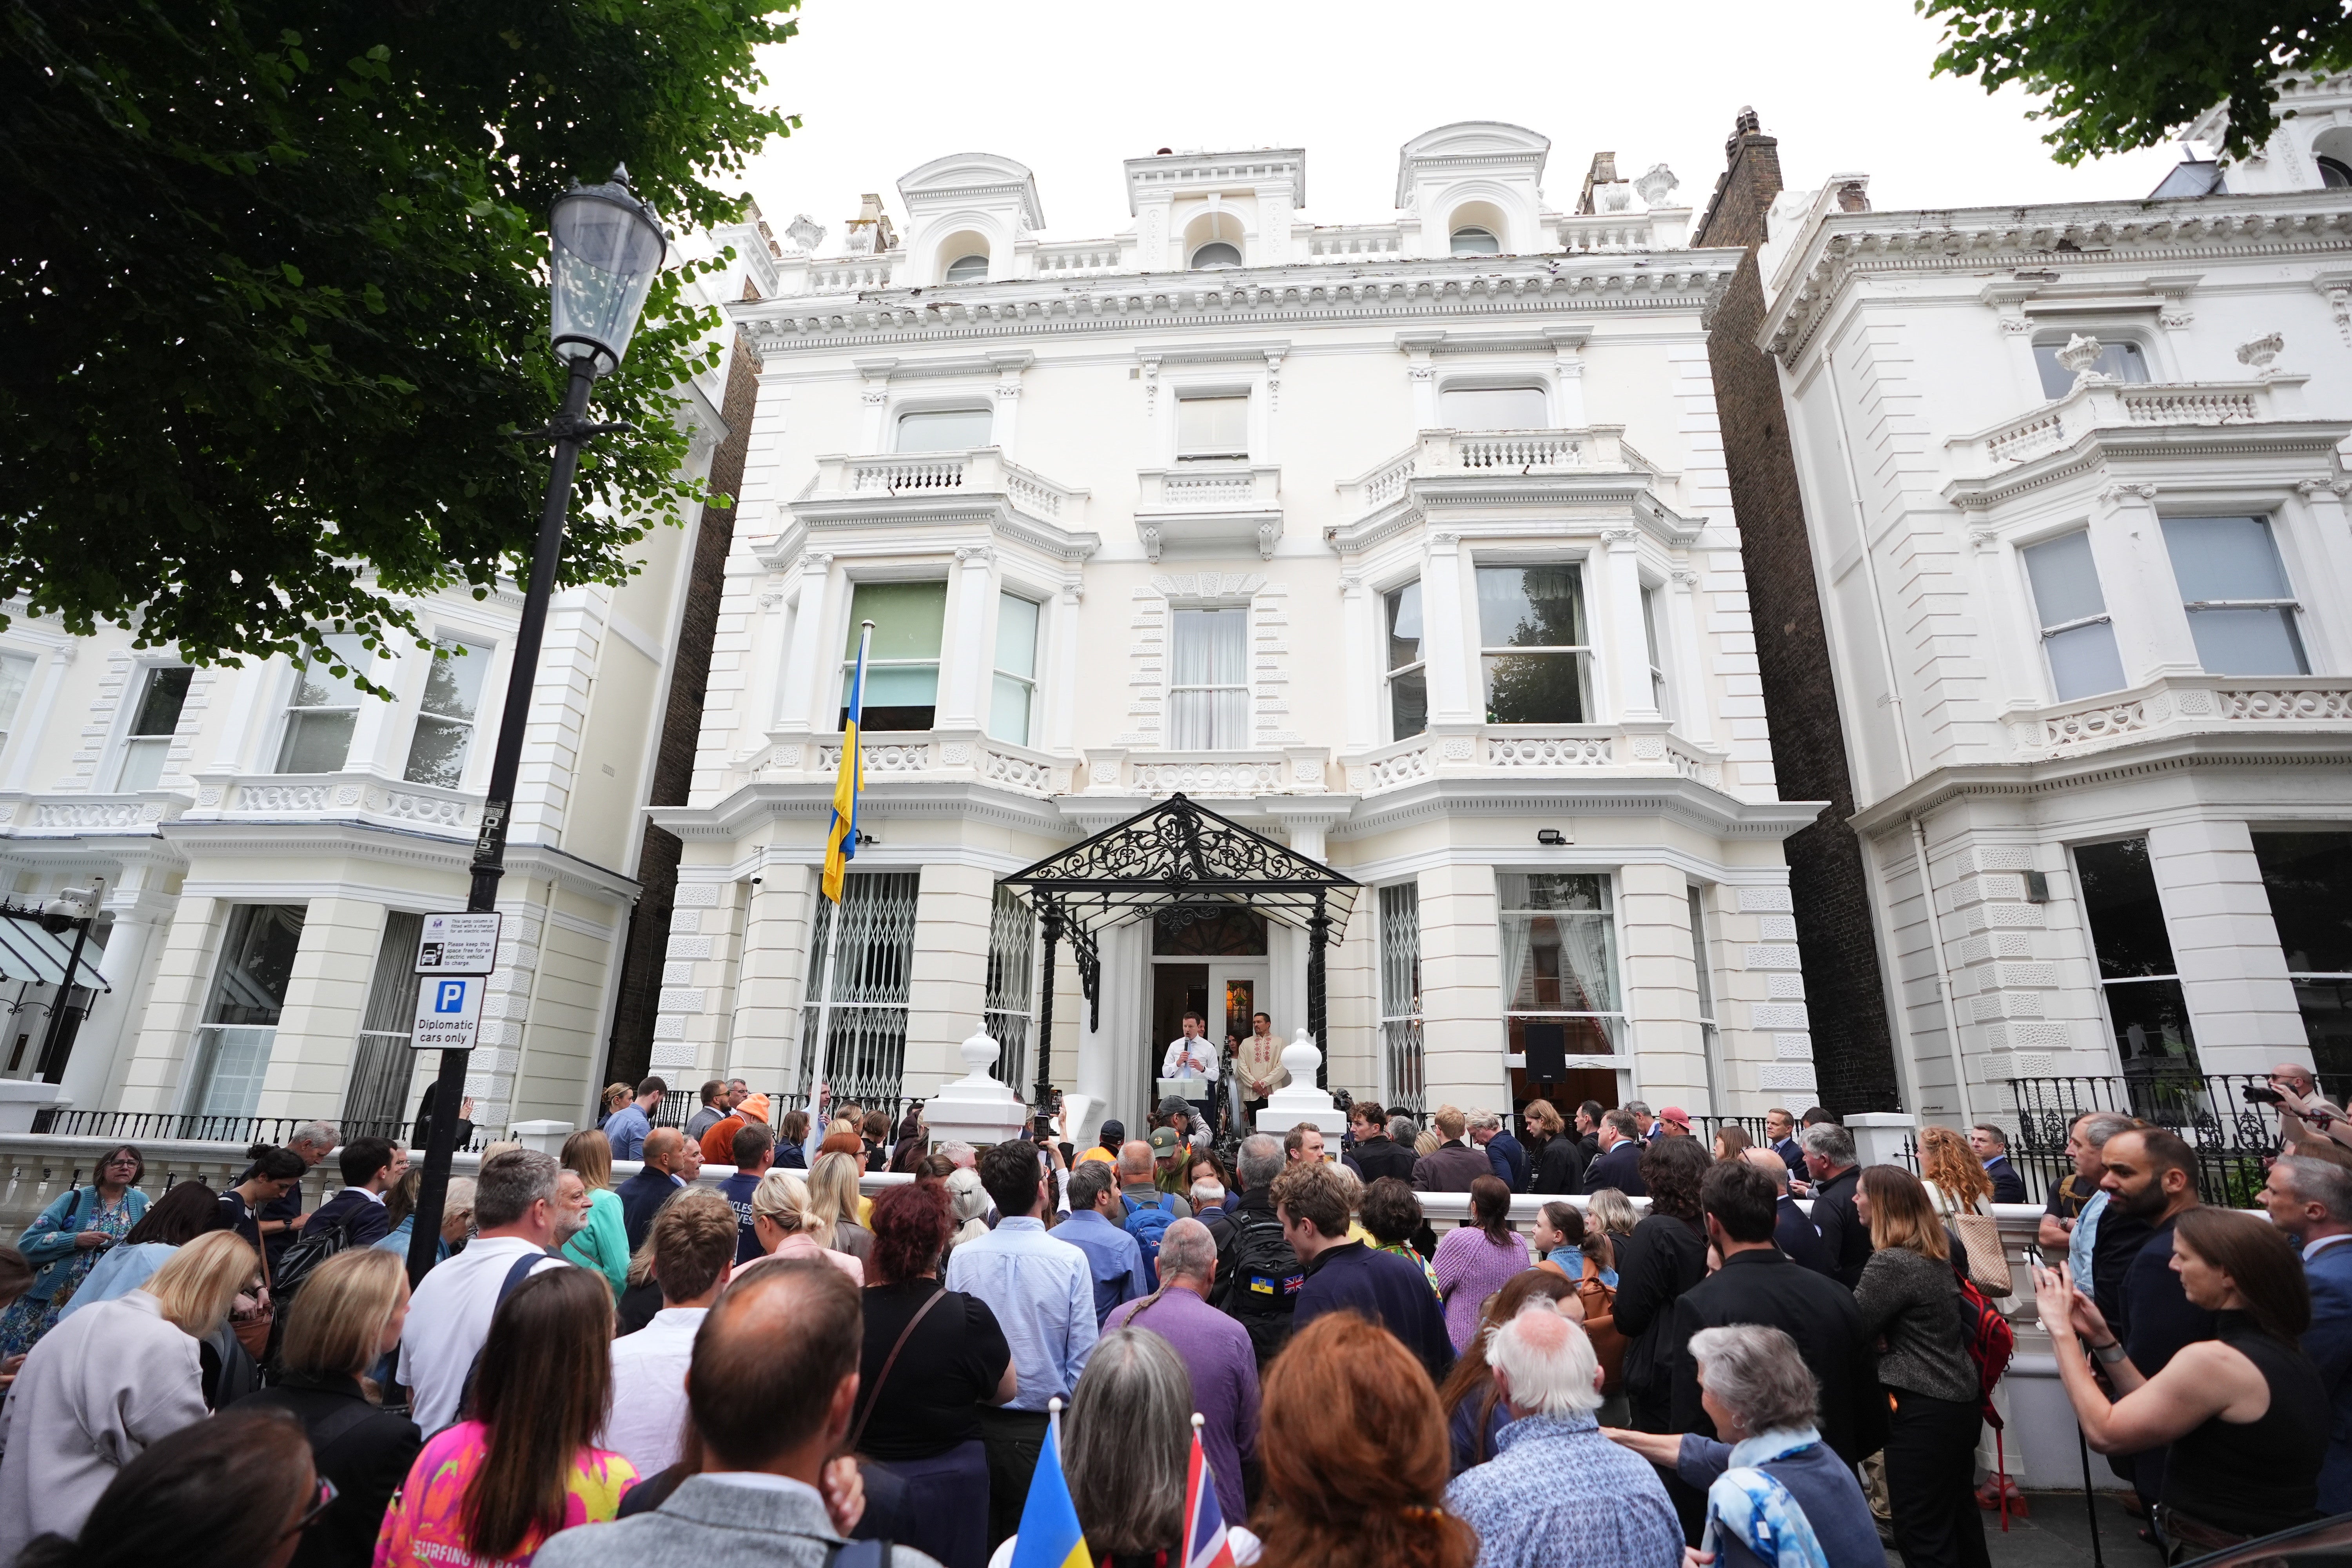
[415,912,502,976]
[412,974,486,1053]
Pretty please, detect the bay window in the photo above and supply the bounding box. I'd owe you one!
[2161,516,2308,676]
[1500,873,1623,1073]
[403,638,490,788]
[275,634,369,774]
[115,665,192,790]
[842,581,947,731]
[991,593,1040,746]
[2074,837,2200,1081]
[2021,530,2126,701]
[1477,564,1590,724]
[187,903,305,1119]
[1384,581,1428,741]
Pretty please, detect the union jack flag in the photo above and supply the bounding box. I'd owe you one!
[1181,1424,1236,1568]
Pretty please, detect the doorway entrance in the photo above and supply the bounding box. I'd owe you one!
[1147,904,1267,1132]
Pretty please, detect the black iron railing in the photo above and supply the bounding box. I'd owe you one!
[2002,1073,2346,1209]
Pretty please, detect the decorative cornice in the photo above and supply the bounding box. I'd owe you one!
[1759,193,2352,368]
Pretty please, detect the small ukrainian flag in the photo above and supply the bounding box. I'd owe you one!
[822,620,873,906]
[1008,1401,1093,1568]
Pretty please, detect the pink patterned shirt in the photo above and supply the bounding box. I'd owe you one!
[373,1419,637,1567]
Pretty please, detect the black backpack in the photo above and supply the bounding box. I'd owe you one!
[260,1210,364,1372]
[1221,1210,1303,1365]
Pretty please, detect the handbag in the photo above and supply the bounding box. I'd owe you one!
[1950,1208,2013,1298]
[1574,1256,1629,1394]
[229,1203,275,1358]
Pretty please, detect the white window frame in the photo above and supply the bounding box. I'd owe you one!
[113,663,194,792]
[1383,578,1428,743]
[990,590,1042,747]
[273,634,370,775]
[1642,584,1671,719]
[2018,527,2129,702]
[1377,880,1425,1116]
[1497,871,1627,1070]
[1438,380,1552,431]
[1174,390,1252,461]
[402,636,494,789]
[2160,512,2311,677]
[892,404,996,454]
[1689,886,1722,1113]
[1474,559,1594,727]
[1166,603,1252,751]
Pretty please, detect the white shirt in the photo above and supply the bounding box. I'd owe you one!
[603,1306,706,1476]
[396,1235,569,1434]
[1161,1036,1219,1082]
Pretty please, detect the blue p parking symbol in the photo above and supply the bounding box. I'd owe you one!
[436,980,468,1014]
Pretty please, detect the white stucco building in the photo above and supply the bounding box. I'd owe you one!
[649,124,1835,1138]
[0,245,754,1138]
[1751,77,2352,1127]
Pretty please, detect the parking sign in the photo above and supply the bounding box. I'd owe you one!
[412,973,485,1052]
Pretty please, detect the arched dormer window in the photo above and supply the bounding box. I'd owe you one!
[944,252,989,283]
[1190,241,1242,270]
[2320,156,2352,189]
[1450,226,1501,255]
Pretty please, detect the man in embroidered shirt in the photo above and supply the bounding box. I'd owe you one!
[1234,1011,1288,1128]
[603,1189,735,1477]
[1443,1297,1682,1568]
[944,1137,1097,1546]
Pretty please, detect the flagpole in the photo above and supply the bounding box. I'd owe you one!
[809,620,873,1115]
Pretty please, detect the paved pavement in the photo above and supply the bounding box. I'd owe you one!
[1977,1490,2165,1568]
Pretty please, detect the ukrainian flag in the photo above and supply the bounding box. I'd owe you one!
[822,621,872,906]
[1008,1407,1092,1568]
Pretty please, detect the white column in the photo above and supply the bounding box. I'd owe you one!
[857,369,891,454]
[936,547,995,731]
[2096,483,2201,680]
[59,890,169,1112]
[991,375,1023,458]
[1422,533,1477,725]
[2146,819,2308,1075]
[1604,529,1659,722]
[1664,568,1711,743]
[1044,580,1084,757]
[1548,328,1590,428]
[773,553,835,734]
[1339,575,1377,750]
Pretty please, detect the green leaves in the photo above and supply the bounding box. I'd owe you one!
[0,0,798,673]
[1919,0,2352,163]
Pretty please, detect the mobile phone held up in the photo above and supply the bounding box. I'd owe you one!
[2244,1084,2286,1105]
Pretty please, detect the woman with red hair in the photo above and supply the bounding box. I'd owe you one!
[1253,1312,1477,1568]
[855,1181,1014,1568]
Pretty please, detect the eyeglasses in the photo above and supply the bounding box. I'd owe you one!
[283,1475,338,1539]
[103,1157,139,1169]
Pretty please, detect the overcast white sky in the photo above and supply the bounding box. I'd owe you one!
[732,0,2190,249]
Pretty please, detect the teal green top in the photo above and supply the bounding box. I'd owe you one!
[563,1186,630,1297]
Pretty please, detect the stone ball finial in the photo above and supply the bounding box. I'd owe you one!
[1281,1026,1322,1079]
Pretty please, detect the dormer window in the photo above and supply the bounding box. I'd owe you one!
[1450,226,1501,256]
[1189,241,1242,270]
[2032,337,2148,399]
[2320,157,2352,189]
[944,253,989,284]
[1440,385,1548,431]
[895,407,993,453]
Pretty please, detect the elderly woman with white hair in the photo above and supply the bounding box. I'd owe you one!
[1443,1299,1682,1568]
[1605,1323,1879,1568]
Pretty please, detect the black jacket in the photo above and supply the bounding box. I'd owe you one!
[1611,1212,1707,1413]
[302,1188,392,1249]
[1581,1138,1646,1197]
[617,1167,683,1253]
[1529,1134,1586,1195]
[232,1372,422,1568]
[1775,1194,1835,1277]
[1348,1135,1416,1187]
[1666,1249,1885,1465]
[1295,1241,1454,1382]
[1206,1185,1274,1310]
[1809,1166,1871,1288]
[1984,1154,2027,1205]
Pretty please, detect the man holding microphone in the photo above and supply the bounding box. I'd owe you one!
[1161,1011,1221,1141]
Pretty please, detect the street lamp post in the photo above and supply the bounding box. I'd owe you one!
[407,169,668,1285]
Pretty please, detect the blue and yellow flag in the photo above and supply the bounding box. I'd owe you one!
[1008,1406,1092,1568]
[821,621,871,906]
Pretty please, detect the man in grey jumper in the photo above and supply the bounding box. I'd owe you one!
[535,1259,937,1568]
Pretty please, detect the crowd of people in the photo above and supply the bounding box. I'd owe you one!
[0,1073,2347,1568]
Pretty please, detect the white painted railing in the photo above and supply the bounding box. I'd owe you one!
[804,448,1090,525]
[2004,673,2352,759]
[1949,376,2307,474]
[1341,725,1731,796]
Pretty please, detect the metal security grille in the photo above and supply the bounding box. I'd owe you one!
[799,872,920,1110]
[985,885,1036,1095]
[344,911,425,1129]
[1378,882,1425,1118]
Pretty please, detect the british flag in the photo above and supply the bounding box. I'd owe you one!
[1181,1425,1236,1568]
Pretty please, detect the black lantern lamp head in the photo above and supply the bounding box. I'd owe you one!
[549,164,670,377]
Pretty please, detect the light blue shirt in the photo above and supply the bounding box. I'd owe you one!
[604,1104,652,1161]
[1055,1209,1147,1326]
[944,1214,1097,1410]
[2069,1188,2105,1297]
[58,1241,176,1319]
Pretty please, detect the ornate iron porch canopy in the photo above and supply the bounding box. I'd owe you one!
[997,794,1358,1112]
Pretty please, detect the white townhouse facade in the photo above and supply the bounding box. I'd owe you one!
[650,123,1835,1138]
[1751,78,2352,1127]
[0,243,755,1138]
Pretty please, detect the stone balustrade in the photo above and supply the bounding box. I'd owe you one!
[1947,374,2310,476]
[2004,673,2352,759]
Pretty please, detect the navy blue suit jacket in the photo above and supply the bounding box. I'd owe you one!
[1485,1131,1529,1191]
[2304,1238,2352,1514]
[617,1167,683,1253]
[1581,1138,1646,1197]
[1983,1154,2027,1205]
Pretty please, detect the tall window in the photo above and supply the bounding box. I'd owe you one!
[1379,882,1425,1118]
[402,639,490,788]
[188,904,305,1120]
[1440,385,1547,430]
[1477,564,1590,724]
[2033,338,2149,399]
[1642,587,1670,717]
[1690,887,1722,1110]
[0,653,35,764]
[114,666,192,790]
[2074,838,2200,1080]
[1384,582,1427,741]
[842,581,947,731]
[991,593,1041,746]
[2161,516,2308,675]
[984,886,1036,1095]
[344,911,424,1135]
[2252,832,2352,1081]
[800,872,920,1111]
[275,634,368,773]
[1168,608,1249,749]
[2022,531,2127,700]
[1176,395,1249,460]
[1500,872,1622,1064]
[895,408,993,453]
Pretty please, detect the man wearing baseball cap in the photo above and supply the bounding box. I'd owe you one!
[1657,1106,1693,1138]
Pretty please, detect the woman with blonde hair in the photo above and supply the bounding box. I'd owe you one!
[558,1130,631,1298]
[806,1150,873,1261]
[1586,1187,1639,1245]
[232,1247,420,1566]
[743,1169,863,1284]
[597,1083,633,1130]
[0,1229,251,1559]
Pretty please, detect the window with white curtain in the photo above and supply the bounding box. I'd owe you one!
[1176,395,1249,459]
[2022,530,2127,701]
[1168,607,1249,749]
[2160,516,2308,675]
[1440,385,1548,430]
[1499,872,1622,1062]
[991,593,1040,746]
[403,638,491,788]
[895,408,993,453]
[115,666,192,790]
[275,635,368,773]
[1385,581,1427,741]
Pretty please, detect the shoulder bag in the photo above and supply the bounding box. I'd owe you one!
[1947,1198,2013,1298]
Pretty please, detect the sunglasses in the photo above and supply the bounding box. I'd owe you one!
[283,1476,338,1539]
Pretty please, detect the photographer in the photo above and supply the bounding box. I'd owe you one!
[2252,1065,2352,1163]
